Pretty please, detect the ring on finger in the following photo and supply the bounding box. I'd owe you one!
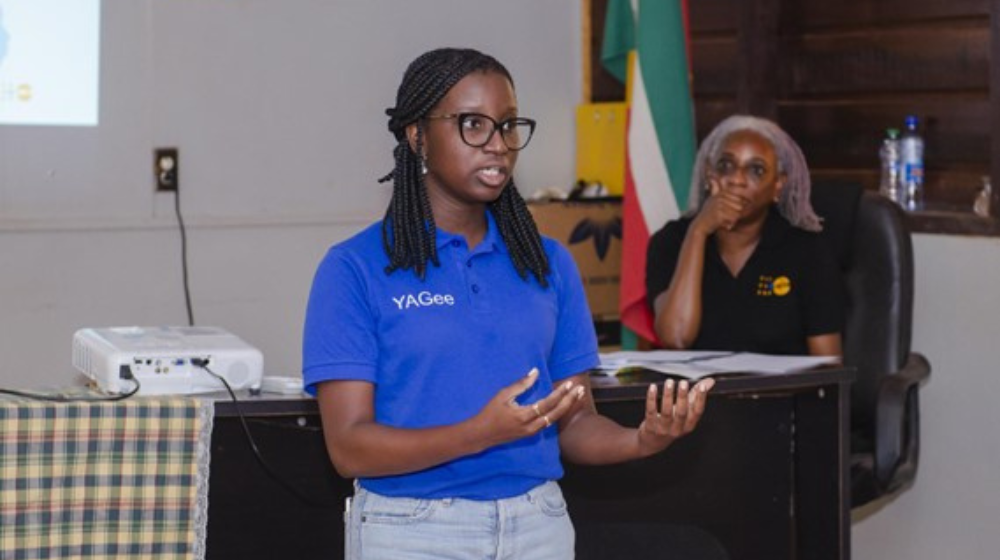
[532,403,543,418]
[542,415,551,428]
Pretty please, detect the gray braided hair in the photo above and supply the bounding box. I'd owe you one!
[686,115,822,232]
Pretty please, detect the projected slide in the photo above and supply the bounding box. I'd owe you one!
[0,1,101,126]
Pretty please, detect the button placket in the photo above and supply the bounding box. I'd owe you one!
[465,254,486,307]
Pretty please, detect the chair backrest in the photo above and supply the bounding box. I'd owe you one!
[810,182,915,431]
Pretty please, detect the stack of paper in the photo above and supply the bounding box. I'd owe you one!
[596,350,839,380]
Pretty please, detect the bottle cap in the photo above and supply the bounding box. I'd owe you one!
[905,115,918,128]
[886,128,900,138]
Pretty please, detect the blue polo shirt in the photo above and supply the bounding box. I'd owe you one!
[302,211,599,500]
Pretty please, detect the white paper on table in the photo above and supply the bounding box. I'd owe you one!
[683,353,839,375]
[597,350,732,370]
[594,351,838,379]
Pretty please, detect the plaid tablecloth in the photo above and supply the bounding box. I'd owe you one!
[0,397,213,560]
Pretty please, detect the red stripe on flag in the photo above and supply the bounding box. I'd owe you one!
[620,110,657,343]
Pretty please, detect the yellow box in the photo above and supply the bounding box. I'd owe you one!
[576,102,627,196]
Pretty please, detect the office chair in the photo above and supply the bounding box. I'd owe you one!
[810,181,932,508]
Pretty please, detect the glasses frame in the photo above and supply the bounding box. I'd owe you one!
[425,112,537,151]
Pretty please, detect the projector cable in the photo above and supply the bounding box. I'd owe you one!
[193,358,335,508]
[0,366,141,402]
[173,183,195,326]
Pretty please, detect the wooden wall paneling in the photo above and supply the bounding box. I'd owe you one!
[780,98,990,207]
[906,210,1000,234]
[788,0,990,28]
[812,168,986,204]
[738,0,781,117]
[775,0,995,231]
[922,171,992,207]
[692,98,739,141]
[785,24,989,96]
[589,0,626,102]
[587,0,998,233]
[690,37,740,96]
[779,98,990,166]
[809,168,987,209]
[689,0,740,32]
[689,0,740,141]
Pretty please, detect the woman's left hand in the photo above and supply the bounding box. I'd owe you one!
[636,378,715,456]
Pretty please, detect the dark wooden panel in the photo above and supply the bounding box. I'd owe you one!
[691,37,740,96]
[589,0,626,102]
[565,397,796,560]
[689,0,740,33]
[910,170,987,208]
[587,0,998,234]
[788,0,989,28]
[907,210,1000,235]
[692,97,738,141]
[811,168,988,208]
[778,97,990,167]
[784,25,989,95]
[739,0,781,117]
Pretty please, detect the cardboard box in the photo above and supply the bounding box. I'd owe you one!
[528,199,622,319]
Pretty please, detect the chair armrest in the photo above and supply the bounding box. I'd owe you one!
[880,353,931,395]
[874,352,931,486]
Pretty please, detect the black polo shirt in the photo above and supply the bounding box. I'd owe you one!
[645,208,844,355]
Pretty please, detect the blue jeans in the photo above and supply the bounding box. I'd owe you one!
[345,481,575,560]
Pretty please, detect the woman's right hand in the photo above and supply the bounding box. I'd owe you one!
[692,177,748,235]
[473,368,585,448]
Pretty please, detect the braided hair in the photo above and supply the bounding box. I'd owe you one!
[379,47,550,286]
[686,115,823,232]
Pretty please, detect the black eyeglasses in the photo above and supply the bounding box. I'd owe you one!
[425,112,537,151]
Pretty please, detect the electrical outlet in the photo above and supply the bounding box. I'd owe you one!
[154,148,179,191]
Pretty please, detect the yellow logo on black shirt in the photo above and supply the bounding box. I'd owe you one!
[773,276,791,296]
[757,275,792,297]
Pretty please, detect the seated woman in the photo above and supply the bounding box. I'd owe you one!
[645,115,843,357]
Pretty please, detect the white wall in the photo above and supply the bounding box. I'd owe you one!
[0,0,582,388]
[852,234,1000,560]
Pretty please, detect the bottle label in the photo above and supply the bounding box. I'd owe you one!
[904,162,924,186]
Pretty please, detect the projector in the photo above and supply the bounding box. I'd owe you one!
[72,326,263,395]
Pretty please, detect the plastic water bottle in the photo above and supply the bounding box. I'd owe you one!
[900,115,925,211]
[879,128,902,204]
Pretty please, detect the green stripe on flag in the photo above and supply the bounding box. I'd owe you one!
[636,0,696,211]
[600,0,635,84]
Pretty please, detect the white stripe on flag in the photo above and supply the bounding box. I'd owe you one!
[628,55,680,234]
